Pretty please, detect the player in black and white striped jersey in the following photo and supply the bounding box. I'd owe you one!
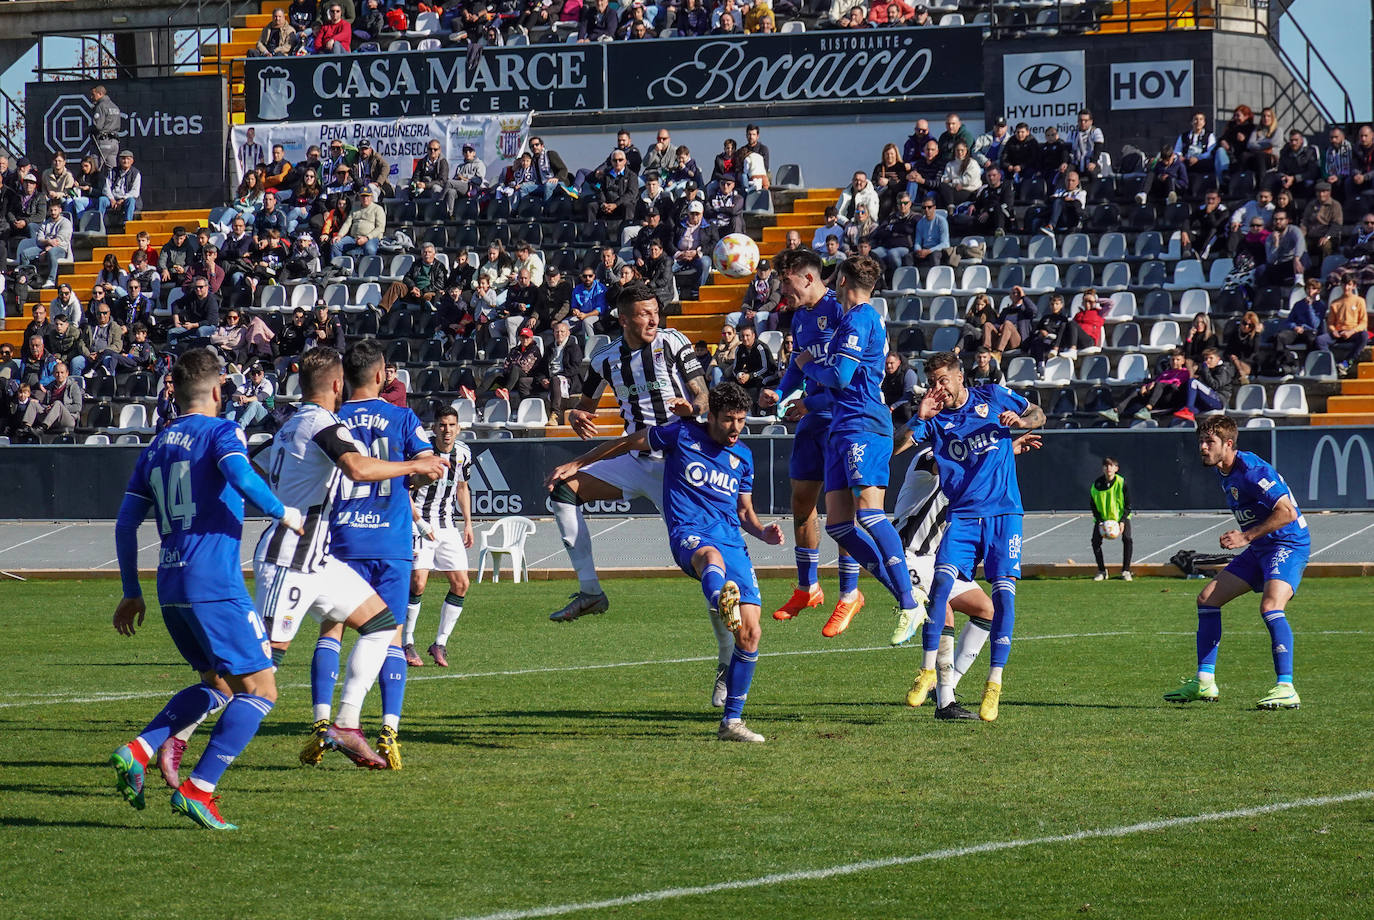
[405,406,475,668]
[891,427,1041,720]
[252,347,448,766]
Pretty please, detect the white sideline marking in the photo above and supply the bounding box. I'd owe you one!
[526,518,638,568]
[452,791,1374,920]
[1312,521,1374,558]
[1022,515,1082,542]
[1133,519,1230,563]
[0,524,73,557]
[0,630,1131,708]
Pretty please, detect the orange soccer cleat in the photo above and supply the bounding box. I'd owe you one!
[772,585,824,621]
[822,591,866,638]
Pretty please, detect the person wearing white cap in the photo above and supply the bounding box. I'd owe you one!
[673,199,716,295]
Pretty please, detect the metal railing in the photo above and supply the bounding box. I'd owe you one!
[0,86,24,158]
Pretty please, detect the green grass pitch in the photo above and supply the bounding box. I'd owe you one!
[2,575,1372,919]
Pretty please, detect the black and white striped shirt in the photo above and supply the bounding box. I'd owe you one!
[581,328,704,436]
[254,403,360,573]
[898,445,950,557]
[413,441,473,529]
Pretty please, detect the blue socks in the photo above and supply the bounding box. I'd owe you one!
[722,647,758,722]
[989,579,1017,668]
[826,521,900,600]
[1196,604,1222,676]
[855,509,918,609]
[795,547,819,590]
[311,636,341,720]
[923,565,959,652]
[701,563,727,609]
[838,553,860,596]
[139,684,230,752]
[189,693,273,790]
[1262,609,1294,683]
[379,646,408,730]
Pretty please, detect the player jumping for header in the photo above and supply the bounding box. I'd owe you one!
[1163,415,1309,709]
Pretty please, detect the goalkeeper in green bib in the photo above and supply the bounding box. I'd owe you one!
[1089,457,1133,582]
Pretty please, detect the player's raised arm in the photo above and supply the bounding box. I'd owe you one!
[1221,493,1300,549]
[319,425,448,483]
[544,427,653,490]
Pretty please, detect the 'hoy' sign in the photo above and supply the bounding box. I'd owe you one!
[1110,60,1194,111]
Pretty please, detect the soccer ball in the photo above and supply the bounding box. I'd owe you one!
[1100,520,1122,540]
[712,233,760,278]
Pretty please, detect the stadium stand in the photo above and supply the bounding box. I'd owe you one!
[2,1,1371,445]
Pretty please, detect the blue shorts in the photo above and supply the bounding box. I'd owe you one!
[789,412,831,482]
[341,557,412,626]
[162,597,272,677]
[935,514,1024,581]
[823,430,892,494]
[1223,541,1309,593]
[670,531,762,607]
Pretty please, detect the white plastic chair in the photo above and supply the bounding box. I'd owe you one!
[508,398,549,432]
[1269,383,1309,417]
[476,516,537,583]
[915,265,955,296]
[1142,320,1181,353]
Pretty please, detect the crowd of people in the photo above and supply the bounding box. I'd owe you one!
[245,0,959,55]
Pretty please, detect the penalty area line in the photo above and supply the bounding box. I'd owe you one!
[452,790,1374,920]
[0,630,1132,708]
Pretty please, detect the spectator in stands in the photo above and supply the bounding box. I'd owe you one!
[1182,312,1219,369]
[869,193,917,282]
[223,362,274,428]
[380,241,448,313]
[569,267,607,335]
[972,117,1008,170]
[1141,146,1188,206]
[65,155,99,221]
[511,240,545,287]
[1000,121,1040,200]
[811,206,845,252]
[1261,209,1305,287]
[289,0,317,38]
[1349,124,1374,200]
[1067,110,1104,191]
[331,185,384,258]
[959,293,996,354]
[1344,212,1374,259]
[1227,187,1274,249]
[452,143,487,200]
[1275,278,1326,354]
[911,3,932,25]
[643,130,676,180]
[1318,275,1371,374]
[740,124,770,173]
[871,143,908,215]
[47,314,81,369]
[881,352,918,424]
[128,250,160,301]
[51,285,84,329]
[783,228,804,252]
[308,301,346,353]
[819,235,844,286]
[279,230,321,284]
[837,170,880,225]
[478,241,515,294]
[1181,189,1229,260]
[708,139,745,194]
[673,200,715,293]
[1302,181,1344,260]
[966,347,1002,386]
[674,0,711,35]
[20,360,81,435]
[14,174,45,240]
[732,324,776,411]
[633,208,673,265]
[911,196,949,270]
[409,139,453,212]
[379,362,406,407]
[983,285,1034,358]
[104,322,158,377]
[936,114,974,162]
[282,171,322,234]
[705,175,744,235]
[939,140,982,207]
[729,258,780,332]
[41,154,75,205]
[17,199,72,289]
[1245,107,1283,177]
[641,238,677,308]
[583,149,637,225]
[1276,188,1303,224]
[1175,112,1218,180]
[498,266,544,344]
[903,119,932,165]
[97,150,141,226]
[169,278,219,347]
[1026,293,1073,369]
[212,308,273,369]
[966,165,1012,237]
[594,245,626,287]
[665,146,704,196]
[254,192,289,238]
[261,145,293,194]
[22,303,52,352]
[17,334,56,390]
[184,244,224,298]
[578,0,618,41]
[538,266,572,329]
[1174,346,1238,422]
[314,3,352,52]
[1102,349,1189,423]
[1222,310,1263,381]
[1072,288,1107,352]
[486,327,543,405]
[72,299,122,377]
[97,253,129,299]
[905,139,943,204]
[252,8,299,55]
[605,263,638,316]
[1324,125,1354,201]
[1215,105,1254,175]
[709,9,741,33]
[1039,125,1072,186]
[120,277,157,333]
[537,321,584,422]
[353,141,390,197]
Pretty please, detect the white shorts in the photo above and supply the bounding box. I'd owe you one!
[907,552,980,602]
[414,527,470,572]
[581,452,664,509]
[253,555,377,643]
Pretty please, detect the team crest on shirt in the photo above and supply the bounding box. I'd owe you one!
[1230,486,1239,500]
[729,455,739,469]
[975,403,988,418]
[817,316,827,330]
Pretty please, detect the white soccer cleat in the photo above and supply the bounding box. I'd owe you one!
[717,719,765,743]
[711,663,728,708]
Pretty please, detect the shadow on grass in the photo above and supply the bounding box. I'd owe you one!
[0,814,180,830]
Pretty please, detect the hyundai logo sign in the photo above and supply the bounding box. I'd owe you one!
[1017,62,1073,95]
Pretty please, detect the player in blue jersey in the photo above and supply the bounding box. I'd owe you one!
[793,255,928,644]
[548,382,784,742]
[909,350,1046,722]
[303,340,435,770]
[757,248,865,637]
[1163,415,1310,709]
[109,348,304,830]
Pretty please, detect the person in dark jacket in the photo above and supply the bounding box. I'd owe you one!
[1181,190,1229,259]
[1025,292,1077,368]
[732,324,777,411]
[1176,347,1238,420]
[966,346,1003,385]
[1272,130,1320,197]
[869,193,918,283]
[1144,146,1188,204]
[881,352,919,424]
[581,151,637,224]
